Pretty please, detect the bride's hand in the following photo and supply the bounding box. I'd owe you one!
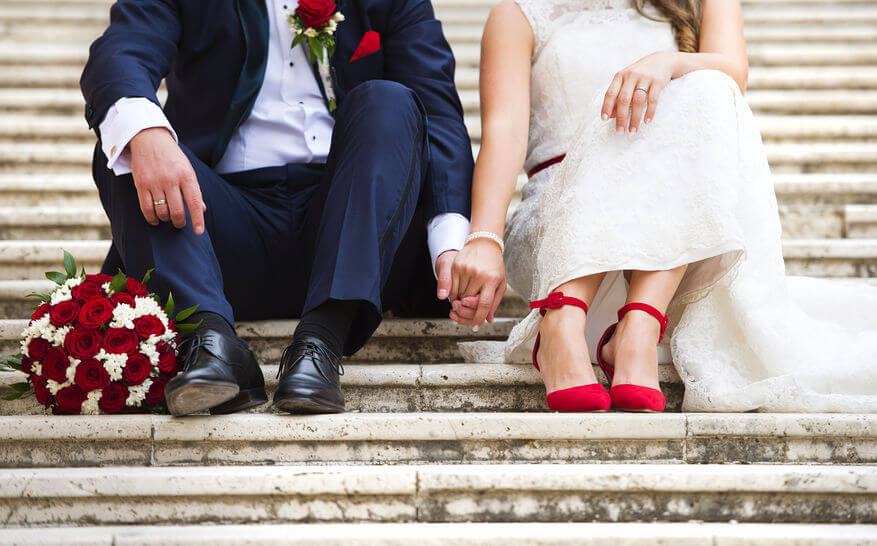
[449,238,507,330]
[601,51,676,133]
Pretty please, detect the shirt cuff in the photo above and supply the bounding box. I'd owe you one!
[427,212,471,277]
[99,97,177,176]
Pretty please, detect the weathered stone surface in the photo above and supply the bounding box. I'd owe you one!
[4,522,877,546]
[0,464,873,525]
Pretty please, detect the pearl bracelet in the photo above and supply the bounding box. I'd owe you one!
[465,231,504,253]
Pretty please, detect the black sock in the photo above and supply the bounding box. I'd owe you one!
[189,311,235,338]
[294,299,360,356]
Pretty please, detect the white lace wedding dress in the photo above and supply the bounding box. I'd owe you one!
[460,0,877,412]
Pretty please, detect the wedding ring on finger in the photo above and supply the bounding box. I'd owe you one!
[153,199,167,207]
[634,87,649,95]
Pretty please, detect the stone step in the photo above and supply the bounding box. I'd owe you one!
[0,360,683,416]
[0,173,95,206]
[846,204,877,238]
[3,41,877,69]
[463,115,877,143]
[0,413,873,467]
[9,113,877,144]
[457,89,877,116]
[1,463,874,525]
[4,140,877,176]
[433,6,877,25]
[0,206,109,239]
[444,24,877,44]
[4,523,877,546]
[1,238,875,282]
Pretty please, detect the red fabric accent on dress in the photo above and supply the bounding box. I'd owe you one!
[350,31,381,62]
[527,154,566,178]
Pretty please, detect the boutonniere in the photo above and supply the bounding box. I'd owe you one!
[290,0,344,111]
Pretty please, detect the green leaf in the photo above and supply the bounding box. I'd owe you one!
[328,98,337,112]
[109,270,127,293]
[46,271,67,285]
[141,268,154,286]
[292,33,305,49]
[63,250,77,279]
[174,304,199,323]
[175,320,201,334]
[327,40,335,60]
[25,292,51,302]
[9,382,30,393]
[1,393,24,401]
[80,267,87,279]
[309,37,323,63]
[0,354,23,373]
[165,292,175,318]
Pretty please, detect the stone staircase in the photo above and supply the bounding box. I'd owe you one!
[0,0,875,543]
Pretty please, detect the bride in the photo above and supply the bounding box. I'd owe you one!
[448,0,877,412]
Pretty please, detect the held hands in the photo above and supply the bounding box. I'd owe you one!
[129,127,206,235]
[445,238,506,330]
[601,51,677,133]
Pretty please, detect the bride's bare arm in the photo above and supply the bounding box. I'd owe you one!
[448,0,532,329]
[602,0,748,133]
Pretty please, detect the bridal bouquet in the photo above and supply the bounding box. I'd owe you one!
[0,252,199,414]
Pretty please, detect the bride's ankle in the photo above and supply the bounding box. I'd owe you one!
[536,307,596,392]
[608,314,661,388]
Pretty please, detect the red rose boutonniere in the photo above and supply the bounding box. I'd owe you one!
[290,0,344,111]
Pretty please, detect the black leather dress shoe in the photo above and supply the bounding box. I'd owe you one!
[273,335,345,414]
[164,328,268,416]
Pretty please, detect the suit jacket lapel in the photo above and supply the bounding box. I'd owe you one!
[210,0,270,166]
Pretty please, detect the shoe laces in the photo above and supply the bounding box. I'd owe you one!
[277,340,344,382]
[174,333,219,372]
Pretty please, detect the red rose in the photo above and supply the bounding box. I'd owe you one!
[157,349,177,375]
[49,300,80,327]
[71,280,104,304]
[21,356,33,375]
[297,0,336,30]
[55,384,86,413]
[125,278,149,297]
[27,337,49,359]
[103,328,139,354]
[42,347,70,383]
[87,273,113,285]
[144,375,167,405]
[122,353,152,385]
[64,327,103,359]
[110,292,136,307]
[78,298,114,329]
[133,315,165,339]
[32,375,52,407]
[73,358,110,391]
[31,302,50,321]
[99,382,128,413]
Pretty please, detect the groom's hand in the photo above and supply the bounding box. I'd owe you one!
[129,127,206,235]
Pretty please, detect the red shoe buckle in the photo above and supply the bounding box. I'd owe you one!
[530,291,589,316]
[547,291,565,309]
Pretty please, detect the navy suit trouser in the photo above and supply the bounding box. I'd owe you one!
[92,80,444,355]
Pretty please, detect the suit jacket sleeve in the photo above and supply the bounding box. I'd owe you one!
[383,0,474,220]
[80,0,181,131]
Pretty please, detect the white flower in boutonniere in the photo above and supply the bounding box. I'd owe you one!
[290,0,345,111]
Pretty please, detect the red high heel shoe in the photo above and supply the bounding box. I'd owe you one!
[530,292,611,412]
[595,302,668,412]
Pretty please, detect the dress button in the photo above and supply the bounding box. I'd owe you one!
[110,145,117,156]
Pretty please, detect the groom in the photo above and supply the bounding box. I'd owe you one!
[81,0,473,416]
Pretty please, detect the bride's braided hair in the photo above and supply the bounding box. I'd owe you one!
[635,0,703,53]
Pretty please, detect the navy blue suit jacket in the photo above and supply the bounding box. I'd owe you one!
[80,0,473,219]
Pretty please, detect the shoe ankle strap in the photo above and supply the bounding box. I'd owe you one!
[530,291,589,317]
[618,302,669,342]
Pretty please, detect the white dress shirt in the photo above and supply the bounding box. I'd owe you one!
[98,0,469,273]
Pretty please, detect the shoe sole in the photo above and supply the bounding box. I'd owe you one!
[165,378,240,417]
[210,387,269,415]
[273,397,345,414]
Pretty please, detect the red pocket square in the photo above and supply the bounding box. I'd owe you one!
[350,31,381,62]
